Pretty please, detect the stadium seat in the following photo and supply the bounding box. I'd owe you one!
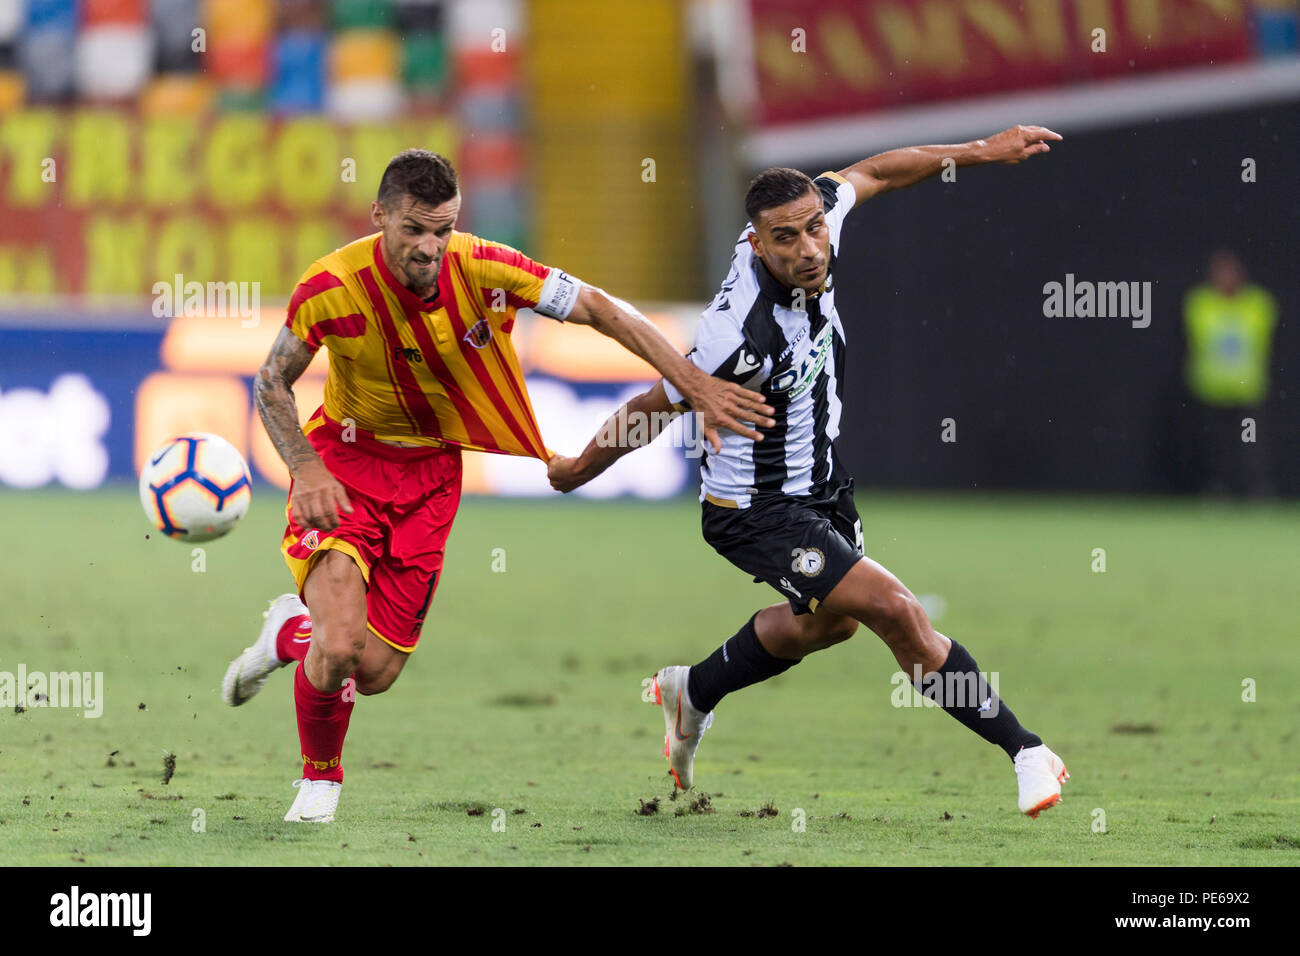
[208,39,269,89]
[460,90,520,132]
[77,23,154,100]
[0,0,23,45]
[141,73,212,114]
[403,30,446,93]
[153,0,202,72]
[331,28,400,83]
[278,0,327,31]
[216,86,266,111]
[455,47,516,87]
[26,0,77,31]
[271,30,327,113]
[332,0,394,30]
[203,0,272,89]
[82,0,148,25]
[327,77,403,121]
[466,182,526,248]
[203,0,273,45]
[394,0,442,32]
[19,27,76,101]
[0,0,18,74]
[1255,3,1299,56]
[459,133,522,179]
[0,71,24,111]
[329,27,402,119]
[21,2,77,100]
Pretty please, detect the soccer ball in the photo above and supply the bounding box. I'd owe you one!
[139,432,252,542]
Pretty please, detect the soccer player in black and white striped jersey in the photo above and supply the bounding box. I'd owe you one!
[549,125,1070,818]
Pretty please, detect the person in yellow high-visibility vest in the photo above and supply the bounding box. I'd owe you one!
[1183,250,1277,496]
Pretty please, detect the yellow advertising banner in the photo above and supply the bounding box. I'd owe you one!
[0,108,458,298]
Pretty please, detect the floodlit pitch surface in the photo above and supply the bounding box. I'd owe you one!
[2,488,1297,866]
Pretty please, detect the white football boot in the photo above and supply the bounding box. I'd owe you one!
[649,666,714,790]
[222,593,308,706]
[284,778,341,823]
[1014,744,1070,818]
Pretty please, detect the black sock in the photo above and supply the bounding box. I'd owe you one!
[914,640,1042,759]
[687,614,799,713]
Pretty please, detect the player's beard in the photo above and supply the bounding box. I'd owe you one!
[378,231,439,295]
[796,261,826,288]
[400,249,440,296]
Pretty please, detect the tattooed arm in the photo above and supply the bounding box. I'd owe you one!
[254,327,353,531]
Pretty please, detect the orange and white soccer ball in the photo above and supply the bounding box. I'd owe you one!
[138,432,252,542]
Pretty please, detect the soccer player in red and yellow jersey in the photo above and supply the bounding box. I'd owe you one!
[220,150,774,823]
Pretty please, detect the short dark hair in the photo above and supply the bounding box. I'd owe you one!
[377,149,459,209]
[745,167,816,223]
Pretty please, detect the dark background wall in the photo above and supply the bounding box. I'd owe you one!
[812,100,1298,494]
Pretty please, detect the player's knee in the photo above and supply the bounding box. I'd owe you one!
[822,616,859,646]
[317,627,367,676]
[871,589,927,639]
[354,670,397,696]
[802,613,857,649]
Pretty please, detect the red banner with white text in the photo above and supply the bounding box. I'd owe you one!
[747,0,1254,127]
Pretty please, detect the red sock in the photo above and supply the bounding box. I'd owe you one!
[275,613,313,663]
[293,664,355,783]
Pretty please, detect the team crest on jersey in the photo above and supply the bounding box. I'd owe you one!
[464,318,493,349]
[791,546,825,577]
[302,529,320,551]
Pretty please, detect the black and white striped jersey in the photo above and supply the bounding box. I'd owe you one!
[665,172,857,508]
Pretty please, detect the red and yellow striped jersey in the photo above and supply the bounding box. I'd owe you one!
[285,231,569,459]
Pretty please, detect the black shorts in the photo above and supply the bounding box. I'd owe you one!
[701,481,865,615]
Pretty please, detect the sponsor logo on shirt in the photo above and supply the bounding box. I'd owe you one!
[769,324,832,398]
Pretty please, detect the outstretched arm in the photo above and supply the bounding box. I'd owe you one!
[564,285,774,453]
[548,380,677,493]
[839,124,1062,205]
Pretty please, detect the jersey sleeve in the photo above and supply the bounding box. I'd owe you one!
[662,305,767,410]
[468,237,581,323]
[814,171,858,248]
[284,267,367,359]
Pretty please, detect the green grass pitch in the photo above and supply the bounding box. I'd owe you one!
[1,487,1297,866]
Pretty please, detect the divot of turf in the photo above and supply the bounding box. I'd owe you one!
[1111,722,1159,734]
[689,792,715,814]
[488,692,556,708]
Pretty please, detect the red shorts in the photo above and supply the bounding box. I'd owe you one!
[281,408,462,653]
